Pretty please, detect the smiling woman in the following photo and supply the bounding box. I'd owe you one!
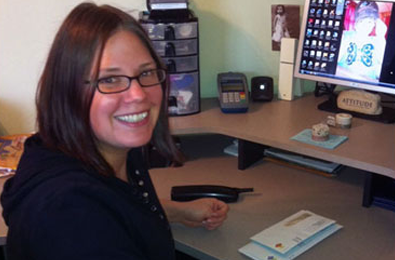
[0,3,228,260]
[88,30,165,180]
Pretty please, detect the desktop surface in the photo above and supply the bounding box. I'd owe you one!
[169,94,395,179]
[151,134,395,260]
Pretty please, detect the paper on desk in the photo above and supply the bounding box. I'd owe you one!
[239,210,342,260]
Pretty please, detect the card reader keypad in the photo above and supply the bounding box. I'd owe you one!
[222,92,244,103]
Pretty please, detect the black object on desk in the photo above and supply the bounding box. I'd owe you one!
[251,76,273,102]
[171,185,253,203]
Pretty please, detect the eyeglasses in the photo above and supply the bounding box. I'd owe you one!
[89,68,167,94]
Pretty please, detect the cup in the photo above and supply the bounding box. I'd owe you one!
[335,113,352,129]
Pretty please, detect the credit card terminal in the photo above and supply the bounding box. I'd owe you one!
[217,72,249,113]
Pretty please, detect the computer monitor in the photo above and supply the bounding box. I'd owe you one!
[294,0,395,122]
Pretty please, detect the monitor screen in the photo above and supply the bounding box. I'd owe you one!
[294,0,395,95]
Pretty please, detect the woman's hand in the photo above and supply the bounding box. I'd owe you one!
[161,198,229,230]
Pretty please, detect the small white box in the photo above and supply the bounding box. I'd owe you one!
[278,63,295,101]
[278,38,304,101]
[280,38,297,64]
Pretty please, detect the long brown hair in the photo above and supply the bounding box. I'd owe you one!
[36,3,182,176]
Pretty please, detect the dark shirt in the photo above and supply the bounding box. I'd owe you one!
[1,134,175,260]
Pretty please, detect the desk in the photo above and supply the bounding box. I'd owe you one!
[169,95,395,207]
[169,95,395,179]
[151,134,395,260]
[157,94,395,259]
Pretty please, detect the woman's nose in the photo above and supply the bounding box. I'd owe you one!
[123,79,147,102]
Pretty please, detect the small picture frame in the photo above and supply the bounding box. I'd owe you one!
[271,4,301,51]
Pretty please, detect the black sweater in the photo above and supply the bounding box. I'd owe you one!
[1,134,175,260]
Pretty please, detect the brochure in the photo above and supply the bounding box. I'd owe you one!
[239,210,342,260]
[0,134,30,176]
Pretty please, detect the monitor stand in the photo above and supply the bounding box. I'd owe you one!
[315,83,395,124]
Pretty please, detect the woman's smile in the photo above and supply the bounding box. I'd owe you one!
[115,111,149,124]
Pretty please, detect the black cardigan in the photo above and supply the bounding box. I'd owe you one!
[1,134,175,260]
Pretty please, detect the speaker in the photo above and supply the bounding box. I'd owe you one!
[251,76,273,102]
[278,38,304,101]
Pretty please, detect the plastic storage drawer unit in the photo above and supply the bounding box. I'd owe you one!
[140,10,200,116]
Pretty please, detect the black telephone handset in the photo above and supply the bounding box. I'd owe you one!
[171,185,254,203]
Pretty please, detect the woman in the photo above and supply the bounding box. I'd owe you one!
[1,3,228,260]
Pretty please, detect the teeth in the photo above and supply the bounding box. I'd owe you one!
[116,112,148,123]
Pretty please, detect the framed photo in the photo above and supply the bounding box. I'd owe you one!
[271,4,300,51]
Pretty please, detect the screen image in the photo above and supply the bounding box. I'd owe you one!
[295,0,395,95]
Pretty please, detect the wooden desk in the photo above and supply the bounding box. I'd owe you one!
[151,135,395,260]
[170,95,395,207]
[170,95,395,179]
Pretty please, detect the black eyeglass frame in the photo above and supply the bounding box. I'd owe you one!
[87,68,167,94]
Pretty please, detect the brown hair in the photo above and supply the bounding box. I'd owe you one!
[36,3,182,176]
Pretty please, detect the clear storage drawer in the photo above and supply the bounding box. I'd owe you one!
[152,39,198,57]
[142,22,198,40]
[163,56,198,73]
[168,72,199,115]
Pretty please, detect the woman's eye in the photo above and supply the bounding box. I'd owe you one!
[141,70,154,78]
[99,77,120,84]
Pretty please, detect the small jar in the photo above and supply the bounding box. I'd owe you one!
[336,113,352,129]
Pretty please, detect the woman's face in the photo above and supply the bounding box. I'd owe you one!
[89,30,163,154]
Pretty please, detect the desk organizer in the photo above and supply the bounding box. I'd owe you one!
[140,10,200,116]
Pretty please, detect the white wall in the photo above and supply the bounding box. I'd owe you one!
[0,0,146,135]
[0,0,307,135]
